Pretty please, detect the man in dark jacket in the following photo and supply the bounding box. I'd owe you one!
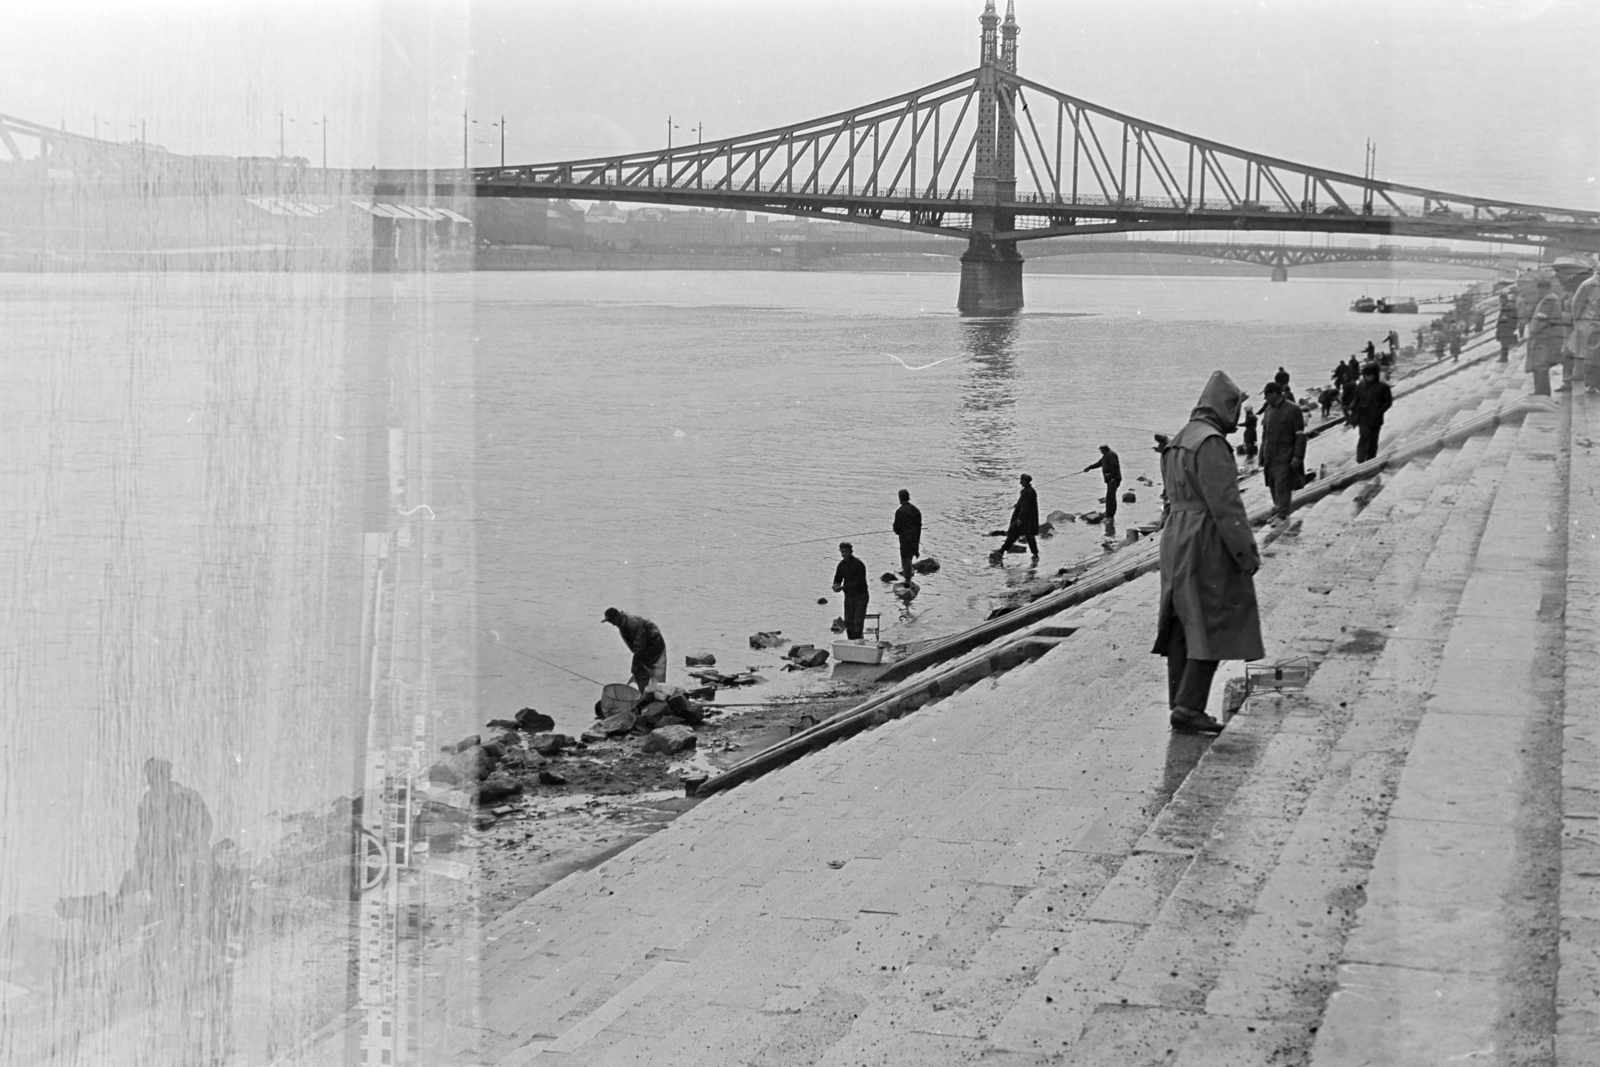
[603,607,667,700]
[1241,406,1258,461]
[832,543,870,639]
[1495,294,1519,363]
[892,489,922,583]
[1083,445,1122,523]
[1258,382,1305,521]
[1349,362,1394,463]
[995,473,1040,563]
[1153,371,1264,734]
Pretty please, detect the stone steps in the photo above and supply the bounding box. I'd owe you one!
[1308,400,1569,1066]
[1006,412,1528,1063]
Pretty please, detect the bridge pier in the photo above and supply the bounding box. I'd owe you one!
[1270,265,1289,282]
[958,238,1024,316]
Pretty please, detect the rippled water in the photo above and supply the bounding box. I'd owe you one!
[481,269,1461,732]
[0,265,1468,1063]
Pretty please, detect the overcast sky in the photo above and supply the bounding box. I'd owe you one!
[4,0,1597,208]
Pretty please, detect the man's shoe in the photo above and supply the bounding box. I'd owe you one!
[1170,708,1225,734]
[1556,384,1574,392]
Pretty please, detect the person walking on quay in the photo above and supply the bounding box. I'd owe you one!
[892,489,922,583]
[1274,367,1295,402]
[1258,381,1306,521]
[993,473,1040,563]
[603,607,667,701]
[1495,292,1520,363]
[1083,445,1123,524]
[1345,355,1362,384]
[832,542,870,639]
[1527,278,1564,396]
[1448,323,1463,362]
[1153,371,1264,734]
[1241,405,1258,462]
[1350,362,1394,464]
[1567,264,1600,395]
[1332,358,1349,389]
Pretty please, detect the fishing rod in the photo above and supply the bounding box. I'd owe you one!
[483,634,606,686]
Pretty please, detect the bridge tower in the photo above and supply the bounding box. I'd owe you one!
[959,0,1025,315]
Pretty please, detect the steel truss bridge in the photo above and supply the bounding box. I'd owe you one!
[452,0,1598,311]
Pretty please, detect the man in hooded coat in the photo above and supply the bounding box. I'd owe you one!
[1152,371,1265,733]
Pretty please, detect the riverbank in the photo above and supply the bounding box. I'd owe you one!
[412,288,1599,1066]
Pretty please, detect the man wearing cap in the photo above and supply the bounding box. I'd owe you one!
[603,607,667,701]
[1083,445,1123,524]
[1258,381,1306,520]
[994,473,1041,563]
[1527,278,1564,396]
[1349,362,1394,464]
[832,543,870,640]
[1153,370,1263,734]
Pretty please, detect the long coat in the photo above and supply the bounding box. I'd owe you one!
[1009,484,1039,535]
[1527,290,1566,372]
[1153,371,1265,662]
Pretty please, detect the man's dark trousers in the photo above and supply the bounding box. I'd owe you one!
[1103,478,1121,522]
[1355,423,1382,464]
[844,593,869,640]
[1164,617,1219,714]
[898,539,917,582]
[1265,461,1295,520]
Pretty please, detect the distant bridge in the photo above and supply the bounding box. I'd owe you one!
[3,2,1589,308]
[444,0,1598,312]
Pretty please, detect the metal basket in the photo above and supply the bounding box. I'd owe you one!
[1244,658,1314,694]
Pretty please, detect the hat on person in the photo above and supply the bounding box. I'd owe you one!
[603,606,622,624]
[1262,381,1282,396]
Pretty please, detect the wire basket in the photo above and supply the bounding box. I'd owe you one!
[1244,658,1314,694]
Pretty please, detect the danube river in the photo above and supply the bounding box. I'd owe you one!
[484,269,1461,733]
[0,267,1463,927]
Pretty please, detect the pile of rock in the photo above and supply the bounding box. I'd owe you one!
[783,644,829,669]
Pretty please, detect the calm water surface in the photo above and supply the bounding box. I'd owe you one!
[483,269,1459,731]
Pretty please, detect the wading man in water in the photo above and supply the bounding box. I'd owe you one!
[993,473,1040,564]
[1083,445,1122,525]
[832,543,870,640]
[892,489,922,584]
[603,607,667,702]
[124,758,214,921]
[1153,371,1264,734]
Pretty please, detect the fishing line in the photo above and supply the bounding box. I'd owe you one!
[484,633,606,686]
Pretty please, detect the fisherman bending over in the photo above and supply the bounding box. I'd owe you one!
[603,607,667,702]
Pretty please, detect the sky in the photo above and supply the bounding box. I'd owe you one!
[3,0,1597,209]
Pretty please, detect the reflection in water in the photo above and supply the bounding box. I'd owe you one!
[955,318,1022,483]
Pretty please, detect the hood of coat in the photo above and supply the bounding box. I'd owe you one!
[1188,370,1247,435]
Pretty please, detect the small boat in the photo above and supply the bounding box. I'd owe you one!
[1350,295,1377,313]
[1375,297,1418,314]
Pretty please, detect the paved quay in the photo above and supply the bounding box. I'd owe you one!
[456,342,1599,1066]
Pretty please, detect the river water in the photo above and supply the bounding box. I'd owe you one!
[0,266,1468,1061]
[485,269,1459,731]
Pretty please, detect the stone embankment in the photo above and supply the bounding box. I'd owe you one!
[448,313,1597,1066]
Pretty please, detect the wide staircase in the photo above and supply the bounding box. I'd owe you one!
[464,338,1595,1067]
